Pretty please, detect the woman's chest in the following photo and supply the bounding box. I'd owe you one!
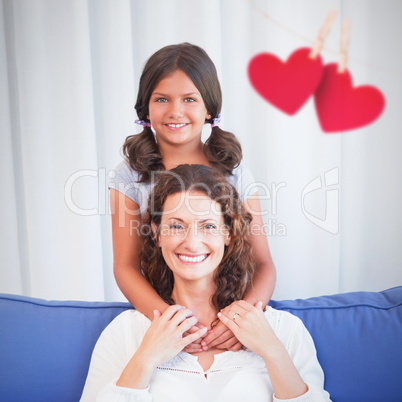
[192,348,223,372]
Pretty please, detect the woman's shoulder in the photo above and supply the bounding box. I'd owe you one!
[104,309,151,339]
[264,306,307,337]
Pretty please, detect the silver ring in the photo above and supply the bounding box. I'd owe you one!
[233,313,239,321]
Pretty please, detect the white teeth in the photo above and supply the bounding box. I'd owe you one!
[167,123,186,128]
[177,254,208,263]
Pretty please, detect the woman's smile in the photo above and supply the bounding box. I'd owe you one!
[176,253,209,263]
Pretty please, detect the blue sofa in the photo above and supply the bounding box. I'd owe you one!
[1,287,401,402]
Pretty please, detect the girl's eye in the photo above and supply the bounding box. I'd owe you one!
[156,98,168,103]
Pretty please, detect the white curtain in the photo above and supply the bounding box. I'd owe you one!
[1,0,401,302]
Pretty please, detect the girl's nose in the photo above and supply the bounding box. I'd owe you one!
[169,101,184,119]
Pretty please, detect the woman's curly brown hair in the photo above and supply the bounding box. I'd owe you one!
[140,164,256,313]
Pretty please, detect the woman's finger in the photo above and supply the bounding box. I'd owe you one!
[160,305,186,322]
[180,327,208,349]
[217,311,239,333]
[169,308,195,327]
[232,300,255,312]
[153,309,162,320]
[177,315,199,334]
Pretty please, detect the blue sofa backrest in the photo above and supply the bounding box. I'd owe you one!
[270,286,402,402]
[0,295,131,402]
[1,287,401,401]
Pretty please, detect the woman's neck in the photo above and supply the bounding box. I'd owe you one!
[171,280,217,327]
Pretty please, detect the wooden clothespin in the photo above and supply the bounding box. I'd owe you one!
[338,19,351,73]
[310,9,338,59]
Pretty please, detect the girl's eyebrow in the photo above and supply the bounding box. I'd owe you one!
[151,92,200,97]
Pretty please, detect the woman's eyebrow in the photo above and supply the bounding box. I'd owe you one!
[168,217,184,222]
[198,218,218,224]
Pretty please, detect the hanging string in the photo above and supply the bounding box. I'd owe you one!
[247,0,401,76]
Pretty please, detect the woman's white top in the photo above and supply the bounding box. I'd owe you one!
[80,307,331,402]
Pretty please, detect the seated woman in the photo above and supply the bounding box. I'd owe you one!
[80,164,331,402]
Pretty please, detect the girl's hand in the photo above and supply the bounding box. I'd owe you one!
[182,323,210,353]
[201,302,244,351]
[136,305,208,368]
[217,300,278,358]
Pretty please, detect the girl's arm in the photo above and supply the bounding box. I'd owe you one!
[111,189,168,318]
[242,191,276,305]
[201,192,276,350]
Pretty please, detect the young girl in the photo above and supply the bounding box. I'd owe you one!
[82,165,329,401]
[109,42,276,352]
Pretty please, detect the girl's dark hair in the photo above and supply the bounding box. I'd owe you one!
[140,164,255,313]
[123,43,242,182]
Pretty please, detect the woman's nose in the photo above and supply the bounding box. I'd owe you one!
[183,226,201,250]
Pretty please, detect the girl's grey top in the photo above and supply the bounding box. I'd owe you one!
[109,160,257,216]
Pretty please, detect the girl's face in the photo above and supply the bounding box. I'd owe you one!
[148,69,210,149]
[154,191,231,285]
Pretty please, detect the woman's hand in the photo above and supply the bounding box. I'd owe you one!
[218,300,309,399]
[137,305,208,367]
[117,305,208,389]
[217,300,279,358]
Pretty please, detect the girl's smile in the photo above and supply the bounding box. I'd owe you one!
[165,122,190,130]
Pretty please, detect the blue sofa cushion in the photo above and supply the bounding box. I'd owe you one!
[0,294,132,402]
[269,286,402,402]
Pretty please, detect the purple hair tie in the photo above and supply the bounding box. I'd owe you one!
[135,119,151,127]
[211,113,221,128]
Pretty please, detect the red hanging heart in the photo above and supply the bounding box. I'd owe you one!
[314,63,385,133]
[248,47,323,115]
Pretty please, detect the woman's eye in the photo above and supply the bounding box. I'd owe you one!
[169,224,184,232]
[203,223,217,230]
[156,98,168,103]
[184,97,195,102]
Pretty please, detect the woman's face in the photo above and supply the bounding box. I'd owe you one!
[148,69,209,149]
[155,190,230,284]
